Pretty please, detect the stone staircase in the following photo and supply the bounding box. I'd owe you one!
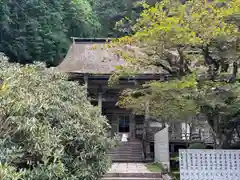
[108,139,144,162]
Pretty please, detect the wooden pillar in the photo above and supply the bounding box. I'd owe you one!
[170,143,175,154]
[98,85,103,114]
[84,74,88,96]
[130,79,138,139]
[134,78,139,86]
[111,113,119,136]
[143,98,151,161]
[130,113,136,139]
[98,92,102,113]
[144,99,150,130]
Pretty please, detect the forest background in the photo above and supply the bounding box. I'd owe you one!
[0,0,154,66]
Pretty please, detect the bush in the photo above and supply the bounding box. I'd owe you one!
[188,143,206,149]
[0,162,26,180]
[0,54,114,180]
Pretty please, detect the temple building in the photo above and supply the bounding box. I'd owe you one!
[57,38,213,165]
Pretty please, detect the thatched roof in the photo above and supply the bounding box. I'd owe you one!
[57,38,168,75]
[57,38,126,74]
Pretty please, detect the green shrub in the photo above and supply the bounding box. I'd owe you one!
[188,143,206,149]
[0,163,26,180]
[0,54,114,180]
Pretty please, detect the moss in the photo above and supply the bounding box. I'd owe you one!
[145,162,163,172]
[188,143,206,149]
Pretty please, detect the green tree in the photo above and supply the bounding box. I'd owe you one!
[110,0,240,148]
[92,0,161,37]
[0,54,114,179]
[92,0,134,37]
[0,0,100,66]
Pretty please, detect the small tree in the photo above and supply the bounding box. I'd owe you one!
[109,0,240,148]
[0,54,113,179]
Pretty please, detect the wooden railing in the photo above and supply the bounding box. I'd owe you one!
[169,131,214,144]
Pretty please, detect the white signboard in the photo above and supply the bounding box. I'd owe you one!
[179,149,240,180]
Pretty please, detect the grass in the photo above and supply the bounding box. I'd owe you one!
[145,162,163,173]
[170,156,179,161]
[170,171,180,180]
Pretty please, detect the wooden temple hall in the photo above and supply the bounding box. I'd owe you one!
[57,38,213,163]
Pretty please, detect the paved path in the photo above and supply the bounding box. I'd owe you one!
[108,163,152,173]
[103,163,164,180]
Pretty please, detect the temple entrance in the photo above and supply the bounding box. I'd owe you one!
[118,115,130,133]
[118,115,130,140]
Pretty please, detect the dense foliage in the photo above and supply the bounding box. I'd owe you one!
[110,0,240,148]
[0,0,160,65]
[0,54,113,179]
[0,0,100,66]
[92,0,134,37]
[92,0,161,37]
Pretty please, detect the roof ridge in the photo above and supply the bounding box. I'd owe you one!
[71,37,112,43]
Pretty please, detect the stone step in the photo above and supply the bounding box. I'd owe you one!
[111,146,142,150]
[110,152,142,155]
[109,150,142,153]
[102,177,163,180]
[112,160,144,163]
[117,143,142,146]
[109,154,143,158]
[109,156,143,162]
[108,153,142,157]
[108,151,142,155]
[109,155,143,160]
[111,159,144,162]
[114,144,142,147]
[110,155,143,158]
[116,144,142,146]
[120,141,142,143]
[109,139,143,162]
[116,145,142,147]
[104,173,162,178]
[109,149,142,152]
[109,152,142,154]
[110,156,144,159]
[110,148,142,151]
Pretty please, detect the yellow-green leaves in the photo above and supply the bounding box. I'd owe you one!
[0,82,8,92]
[109,0,239,122]
[115,0,238,49]
[109,0,239,80]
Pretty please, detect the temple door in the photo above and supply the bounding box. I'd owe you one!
[118,115,131,140]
